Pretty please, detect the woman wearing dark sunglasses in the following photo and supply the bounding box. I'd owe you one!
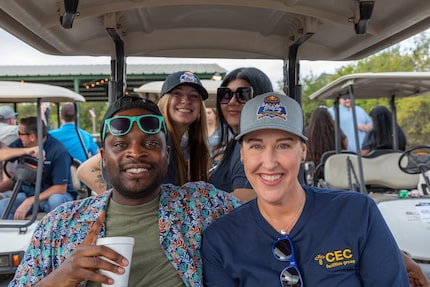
[202,92,410,286]
[208,67,273,201]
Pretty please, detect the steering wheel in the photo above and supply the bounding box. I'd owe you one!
[398,145,430,175]
[3,155,40,185]
[3,158,18,179]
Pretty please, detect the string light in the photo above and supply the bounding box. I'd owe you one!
[82,78,109,91]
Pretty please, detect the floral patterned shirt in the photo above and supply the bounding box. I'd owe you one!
[9,181,241,287]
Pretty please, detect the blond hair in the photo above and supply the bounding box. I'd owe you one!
[158,94,209,184]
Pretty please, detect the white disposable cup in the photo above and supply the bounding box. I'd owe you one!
[96,236,135,287]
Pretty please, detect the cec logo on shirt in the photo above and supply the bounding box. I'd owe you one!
[314,248,356,269]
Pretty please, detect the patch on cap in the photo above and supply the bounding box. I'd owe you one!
[179,71,200,85]
[235,92,307,141]
[256,95,287,121]
[160,71,209,100]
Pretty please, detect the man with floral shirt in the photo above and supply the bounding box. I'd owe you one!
[9,96,240,287]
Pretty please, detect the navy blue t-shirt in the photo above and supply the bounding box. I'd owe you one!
[9,135,76,198]
[202,185,409,286]
[208,141,251,192]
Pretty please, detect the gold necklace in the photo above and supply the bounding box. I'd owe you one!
[279,196,305,235]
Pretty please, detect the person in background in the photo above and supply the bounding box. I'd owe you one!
[77,71,210,193]
[205,107,222,167]
[49,103,99,163]
[328,97,372,152]
[157,70,210,185]
[202,92,411,286]
[41,104,51,131]
[0,105,18,145]
[361,105,407,156]
[8,96,240,287]
[305,106,348,166]
[0,105,19,189]
[0,117,76,219]
[208,67,273,201]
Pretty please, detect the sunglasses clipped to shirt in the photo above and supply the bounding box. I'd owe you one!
[102,115,167,140]
[217,86,254,104]
[272,234,304,287]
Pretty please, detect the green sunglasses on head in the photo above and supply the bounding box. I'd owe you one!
[102,115,167,140]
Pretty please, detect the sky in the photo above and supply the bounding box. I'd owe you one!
[0,28,354,89]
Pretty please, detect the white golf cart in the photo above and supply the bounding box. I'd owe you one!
[0,81,85,277]
[309,72,430,274]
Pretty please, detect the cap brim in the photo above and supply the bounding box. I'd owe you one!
[181,83,208,100]
[236,126,308,141]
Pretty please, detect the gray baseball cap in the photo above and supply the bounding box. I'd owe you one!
[0,106,18,120]
[235,92,307,141]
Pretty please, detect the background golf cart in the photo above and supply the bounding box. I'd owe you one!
[0,81,85,277]
[308,72,430,279]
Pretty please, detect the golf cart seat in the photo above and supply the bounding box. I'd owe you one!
[313,150,356,187]
[323,152,419,191]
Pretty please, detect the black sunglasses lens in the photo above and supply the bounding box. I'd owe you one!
[110,118,131,135]
[139,116,160,133]
[280,266,302,287]
[218,88,232,104]
[236,87,253,103]
[273,239,293,260]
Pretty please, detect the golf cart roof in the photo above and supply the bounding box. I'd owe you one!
[0,1,429,61]
[0,81,85,102]
[309,72,430,100]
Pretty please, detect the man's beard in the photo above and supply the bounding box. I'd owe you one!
[107,162,167,200]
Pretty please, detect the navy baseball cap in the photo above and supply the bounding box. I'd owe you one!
[160,71,208,100]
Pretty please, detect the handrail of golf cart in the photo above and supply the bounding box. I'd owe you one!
[0,81,85,230]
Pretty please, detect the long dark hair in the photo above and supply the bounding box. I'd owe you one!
[216,67,273,160]
[369,105,406,150]
[306,107,347,165]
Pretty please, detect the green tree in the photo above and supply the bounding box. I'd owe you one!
[411,31,430,71]
[301,72,332,126]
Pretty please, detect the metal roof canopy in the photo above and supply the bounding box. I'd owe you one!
[0,64,226,101]
[0,81,85,102]
[309,72,430,194]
